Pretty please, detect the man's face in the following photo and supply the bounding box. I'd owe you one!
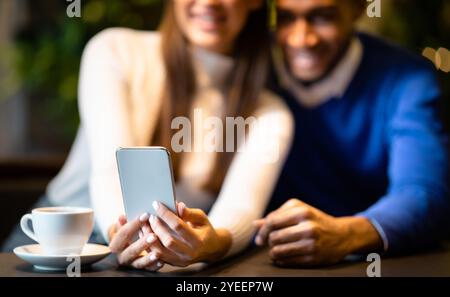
[276,0,362,83]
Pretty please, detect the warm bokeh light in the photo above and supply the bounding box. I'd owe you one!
[422,46,450,73]
[437,47,450,73]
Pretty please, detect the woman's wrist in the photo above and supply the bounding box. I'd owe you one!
[202,228,232,263]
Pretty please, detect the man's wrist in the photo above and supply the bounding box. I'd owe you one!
[340,216,383,255]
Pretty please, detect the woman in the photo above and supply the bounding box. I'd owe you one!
[2,0,293,269]
[107,0,294,270]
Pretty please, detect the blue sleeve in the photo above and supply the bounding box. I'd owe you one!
[360,67,450,254]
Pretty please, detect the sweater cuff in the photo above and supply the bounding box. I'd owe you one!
[356,214,389,253]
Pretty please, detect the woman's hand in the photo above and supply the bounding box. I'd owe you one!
[149,201,232,267]
[109,214,165,271]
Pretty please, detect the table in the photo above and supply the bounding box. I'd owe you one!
[1,245,450,277]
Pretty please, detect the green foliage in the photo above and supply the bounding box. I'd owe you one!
[379,0,450,125]
[7,0,163,141]
[380,0,450,50]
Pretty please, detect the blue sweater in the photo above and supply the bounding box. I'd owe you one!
[270,33,450,254]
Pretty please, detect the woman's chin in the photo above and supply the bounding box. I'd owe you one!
[188,34,230,53]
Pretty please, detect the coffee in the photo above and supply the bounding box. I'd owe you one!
[35,207,89,213]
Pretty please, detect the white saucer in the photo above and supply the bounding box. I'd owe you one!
[13,243,111,271]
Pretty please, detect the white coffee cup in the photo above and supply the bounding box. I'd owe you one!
[20,207,94,255]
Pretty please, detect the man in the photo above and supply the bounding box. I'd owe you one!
[255,0,450,267]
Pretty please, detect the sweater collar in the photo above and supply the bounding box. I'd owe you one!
[190,46,235,89]
[274,37,363,108]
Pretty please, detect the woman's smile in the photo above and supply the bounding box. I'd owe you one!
[189,9,227,33]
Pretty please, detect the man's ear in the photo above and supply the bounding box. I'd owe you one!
[247,0,263,11]
[351,0,366,21]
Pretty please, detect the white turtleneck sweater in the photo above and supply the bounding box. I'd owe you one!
[46,28,294,257]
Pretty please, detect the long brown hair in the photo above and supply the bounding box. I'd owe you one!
[154,1,270,194]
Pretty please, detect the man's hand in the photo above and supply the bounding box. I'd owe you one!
[254,199,382,267]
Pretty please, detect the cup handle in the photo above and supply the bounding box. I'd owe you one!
[20,214,38,243]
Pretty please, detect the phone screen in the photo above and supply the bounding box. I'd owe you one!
[116,147,178,221]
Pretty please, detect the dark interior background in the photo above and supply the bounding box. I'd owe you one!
[0,0,449,246]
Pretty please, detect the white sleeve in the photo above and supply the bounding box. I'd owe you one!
[208,93,294,257]
[78,29,132,242]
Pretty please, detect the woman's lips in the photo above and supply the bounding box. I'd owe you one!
[190,12,226,32]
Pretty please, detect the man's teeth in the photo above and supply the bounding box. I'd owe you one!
[293,53,318,68]
[294,53,316,59]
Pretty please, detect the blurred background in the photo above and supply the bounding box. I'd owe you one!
[0,0,449,245]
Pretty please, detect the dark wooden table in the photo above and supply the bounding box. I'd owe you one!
[2,245,450,277]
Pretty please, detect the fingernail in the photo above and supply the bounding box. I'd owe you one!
[149,253,158,261]
[146,234,155,244]
[152,201,160,212]
[156,262,162,268]
[181,202,187,214]
[139,231,143,238]
[139,212,149,222]
[255,236,262,246]
[142,225,150,234]
[150,214,157,225]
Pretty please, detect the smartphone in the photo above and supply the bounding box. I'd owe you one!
[116,147,178,221]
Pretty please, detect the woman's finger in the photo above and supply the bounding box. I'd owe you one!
[131,251,164,271]
[110,213,150,252]
[145,261,164,272]
[118,215,127,226]
[149,214,193,257]
[145,233,192,267]
[109,215,128,241]
[180,206,208,225]
[117,233,157,266]
[141,222,152,236]
[153,202,198,244]
[177,201,186,217]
